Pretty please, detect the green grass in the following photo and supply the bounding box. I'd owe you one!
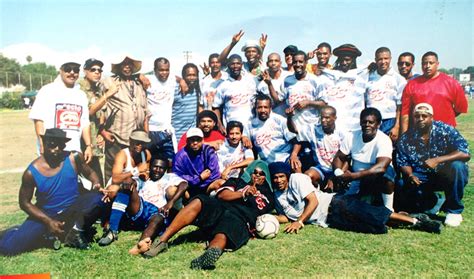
[1,103,474,277]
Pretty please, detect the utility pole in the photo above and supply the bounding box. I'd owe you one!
[183,51,192,63]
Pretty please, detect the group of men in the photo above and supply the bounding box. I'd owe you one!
[0,31,470,270]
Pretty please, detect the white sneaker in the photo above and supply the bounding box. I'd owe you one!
[444,213,463,227]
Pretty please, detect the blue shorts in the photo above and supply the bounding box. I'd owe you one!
[379,118,396,135]
[124,198,162,231]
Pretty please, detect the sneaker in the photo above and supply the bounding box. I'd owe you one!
[143,239,168,258]
[444,213,463,227]
[411,214,442,234]
[190,247,223,270]
[64,229,90,250]
[98,229,118,246]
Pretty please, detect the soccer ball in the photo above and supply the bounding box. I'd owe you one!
[255,214,280,239]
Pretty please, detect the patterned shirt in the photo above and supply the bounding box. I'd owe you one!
[397,121,470,174]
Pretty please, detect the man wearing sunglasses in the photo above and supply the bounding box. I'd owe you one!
[78,58,118,184]
[397,52,419,80]
[29,61,93,165]
[0,128,106,255]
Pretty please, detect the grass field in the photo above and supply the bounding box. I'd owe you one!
[0,103,473,277]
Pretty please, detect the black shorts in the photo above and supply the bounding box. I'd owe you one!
[327,195,392,234]
[192,195,251,250]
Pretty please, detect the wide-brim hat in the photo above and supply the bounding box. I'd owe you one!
[111,56,142,75]
[333,44,362,57]
[41,128,71,142]
[130,130,151,143]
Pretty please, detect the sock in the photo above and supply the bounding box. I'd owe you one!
[190,247,223,270]
[109,192,129,232]
[382,193,394,212]
[72,224,84,232]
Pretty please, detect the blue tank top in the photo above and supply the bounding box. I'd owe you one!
[28,154,80,216]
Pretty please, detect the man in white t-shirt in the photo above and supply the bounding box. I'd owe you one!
[99,157,188,255]
[258,53,290,116]
[247,94,298,165]
[212,54,257,133]
[29,61,92,162]
[281,50,326,134]
[216,121,255,180]
[332,108,395,211]
[146,57,179,161]
[269,162,442,235]
[200,53,228,110]
[270,162,335,232]
[363,47,406,142]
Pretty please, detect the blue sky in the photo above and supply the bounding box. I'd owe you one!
[1,0,472,74]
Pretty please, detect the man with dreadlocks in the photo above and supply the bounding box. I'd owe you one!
[317,44,367,133]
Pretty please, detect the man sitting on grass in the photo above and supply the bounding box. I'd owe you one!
[269,162,442,234]
[0,128,105,255]
[98,157,188,255]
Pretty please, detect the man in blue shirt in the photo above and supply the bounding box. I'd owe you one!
[397,103,470,227]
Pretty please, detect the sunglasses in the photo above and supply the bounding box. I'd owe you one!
[89,67,103,73]
[45,140,66,149]
[253,169,265,177]
[62,65,80,74]
[397,61,412,67]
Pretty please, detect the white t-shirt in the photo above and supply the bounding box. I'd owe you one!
[200,71,228,110]
[319,69,366,133]
[146,75,178,131]
[29,77,90,152]
[340,130,393,194]
[216,140,254,178]
[281,73,322,133]
[275,173,335,227]
[212,75,257,127]
[248,113,296,163]
[299,125,346,171]
[137,173,186,209]
[257,70,291,116]
[363,68,406,119]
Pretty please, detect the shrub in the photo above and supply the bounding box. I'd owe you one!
[0,91,24,109]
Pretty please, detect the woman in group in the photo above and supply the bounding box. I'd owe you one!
[142,160,275,270]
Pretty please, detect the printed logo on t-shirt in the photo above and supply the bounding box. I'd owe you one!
[55,103,82,130]
[368,88,385,102]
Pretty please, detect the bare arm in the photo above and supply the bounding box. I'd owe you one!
[33,119,44,154]
[424,150,470,169]
[284,192,318,234]
[341,157,392,182]
[81,124,92,164]
[88,83,118,115]
[212,107,226,135]
[218,30,244,64]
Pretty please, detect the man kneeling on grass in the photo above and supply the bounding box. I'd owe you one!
[269,162,443,234]
[0,128,106,255]
[142,160,274,270]
[98,157,188,255]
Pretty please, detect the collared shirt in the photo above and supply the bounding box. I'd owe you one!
[397,121,470,174]
[102,76,148,146]
[78,78,105,156]
[363,68,406,120]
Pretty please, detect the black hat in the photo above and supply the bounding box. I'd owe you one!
[84,58,104,70]
[283,45,298,55]
[333,44,362,57]
[41,128,71,142]
[60,62,81,70]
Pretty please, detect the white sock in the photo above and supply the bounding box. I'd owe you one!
[73,224,84,232]
[382,193,394,212]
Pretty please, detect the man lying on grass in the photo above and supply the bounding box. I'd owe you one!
[142,160,275,270]
[269,162,442,234]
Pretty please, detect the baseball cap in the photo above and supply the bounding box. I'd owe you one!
[84,58,104,70]
[187,128,204,139]
[130,130,151,143]
[414,103,434,115]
